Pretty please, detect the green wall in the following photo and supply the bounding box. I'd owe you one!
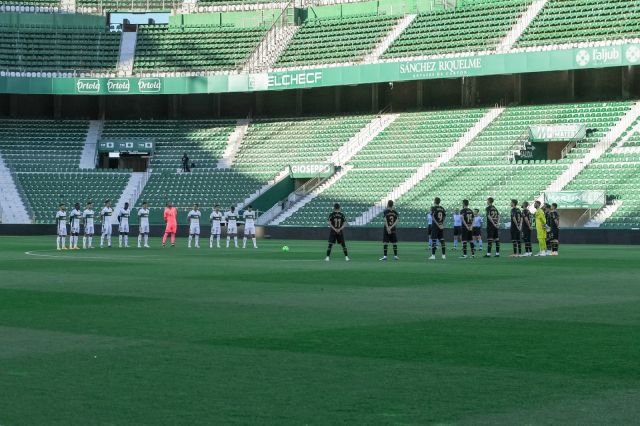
[169,10,281,28]
[0,12,106,28]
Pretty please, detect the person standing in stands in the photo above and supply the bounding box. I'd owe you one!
[163,201,178,247]
[182,153,190,173]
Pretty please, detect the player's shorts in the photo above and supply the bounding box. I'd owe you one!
[430,225,444,241]
[139,222,149,234]
[383,230,398,244]
[328,230,345,245]
[57,225,67,236]
[510,227,521,241]
[486,224,499,240]
[70,224,80,234]
[189,224,200,235]
[119,222,129,233]
[548,228,559,241]
[521,227,531,242]
[85,224,94,235]
[472,227,481,237]
[461,227,473,241]
[227,223,238,235]
[211,223,221,235]
[244,224,256,236]
[453,226,462,236]
[102,223,112,236]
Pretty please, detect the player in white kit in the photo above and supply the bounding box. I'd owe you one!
[100,200,114,248]
[82,201,95,249]
[225,206,239,248]
[187,203,201,248]
[118,202,131,248]
[55,203,68,250]
[137,201,151,248]
[242,205,258,249]
[209,204,222,248]
[68,202,82,250]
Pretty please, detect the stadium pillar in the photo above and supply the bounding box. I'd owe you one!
[513,75,522,104]
[416,81,423,108]
[296,90,303,116]
[169,95,180,118]
[622,67,631,99]
[567,70,575,100]
[334,86,342,113]
[461,77,477,107]
[371,85,379,113]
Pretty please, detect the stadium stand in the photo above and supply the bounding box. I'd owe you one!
[515,0,640,47]
[133,24,267,74]
[275,14,399,67]
[232,115,373,180]
[0,25,120,74]
[382,0,530,59]
[281,109,488,226]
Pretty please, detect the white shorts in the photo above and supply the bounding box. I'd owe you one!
[244,224,256,236]
[57,225,67,236]
[211,223,221,235]
[139,223,149,234]
[85,224,94,235]
[119,222,129,233]
[189,224,200,235]
[227,223,237,235]
[102,223,112,236]
[70,224,80,234]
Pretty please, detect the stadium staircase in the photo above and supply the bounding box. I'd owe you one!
[79,120,102,169]
[116,171,149,212]
[496,0,548,52]
[0,152,30,223]
[352,106,505,225]
[539,101,640,196]
[116,31,138,77]
[60,0,74,12]
[217,119,250,169]
[584,200,623,228]
[242,25,298,73]
[363,14,417,63]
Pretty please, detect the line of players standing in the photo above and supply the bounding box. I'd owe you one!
[53,199,258,250]
[325,197,560,261]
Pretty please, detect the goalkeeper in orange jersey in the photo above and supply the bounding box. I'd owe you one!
[163,201,177,247]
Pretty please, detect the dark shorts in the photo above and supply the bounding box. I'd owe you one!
[472,227,481,237]
[521,228,532,242]
[548,228,559,241]
[486,225,499,240]
[453,226,462,236]
[328,231,345,245]
[383,230,398,244]
[430,226,444,241]
[510,227,521,241]
[461,227,474,242]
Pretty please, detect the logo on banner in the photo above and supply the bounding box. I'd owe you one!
[138,78,161,93]
[76,79,101,93]
[107,79,130,93]
[576,50,590,67]
[626,45,640,64]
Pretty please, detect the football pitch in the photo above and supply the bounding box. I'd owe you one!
[1,236,639,425]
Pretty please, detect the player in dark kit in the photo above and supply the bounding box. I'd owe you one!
[326,203,350,261]
[380,200,399,261]
[429,197,446,260]
[544,203,553,256]
[459,199,475,259]
[521,201,533,256]
[485,197,501,257]
[549,203,560,256]
[510,199,523,257]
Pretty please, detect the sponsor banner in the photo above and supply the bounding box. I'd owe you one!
[98,140,155,153]
[544,191,606,209]
[0,43,639,95]
[289,163,334,178]
[529,124,586,142]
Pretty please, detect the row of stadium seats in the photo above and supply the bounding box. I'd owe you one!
[515,0,640,47]
[233,115,373,180]
[383,0,530,59]
[0,25,119,73]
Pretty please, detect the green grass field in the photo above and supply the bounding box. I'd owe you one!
[1,236,639,425]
